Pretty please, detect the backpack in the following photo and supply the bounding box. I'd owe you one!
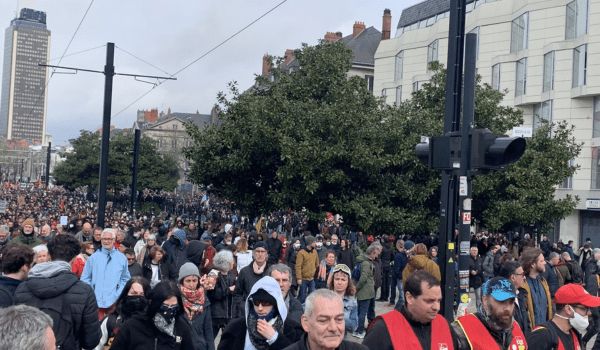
[352,262,362,282]
[33,294,76,350]
[533,320,581,350]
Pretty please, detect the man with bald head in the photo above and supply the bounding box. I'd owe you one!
[75,223,93,243]
[38,224,53,245]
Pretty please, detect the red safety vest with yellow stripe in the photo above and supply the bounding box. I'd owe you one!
[533,324,582,350]
[368,309,454,350]
[456,314,527,350]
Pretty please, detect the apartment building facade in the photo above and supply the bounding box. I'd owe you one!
[374,0,599,245]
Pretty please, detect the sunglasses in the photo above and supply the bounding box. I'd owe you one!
[332,264,351,275]
[253,300,272,307]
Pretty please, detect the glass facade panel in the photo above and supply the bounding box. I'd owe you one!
[396,86,402,104]
[533,100,553,135]
[427,39,439,64]
[593,147,600,189]
[543,52,555,92]
[395,51,403,81]
[515,58,527,97]
[566,0,589,39]
[510,12,529,53]
[594,97,600,138]
[492,64,501,91]
[573,44,587,88]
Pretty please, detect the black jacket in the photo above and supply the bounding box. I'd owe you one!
[217,315,304,350]
[283,333,368,350]
[514,291,531,336]
[541,262,559,298]
[128,261,144,277]
[285,247,300,286]
[14,267,101,349]
[232,262,268,318]
[469,255,483,289]
[183,300,215,350]
[207,271,236,326]
[0,275,23,307]
[267,237,282,265]
[142,255,174,283]
[286,294,304,324]
[584,257,598,296]
[337,248,355,271]
[380,242,394,271]
[110,313,194,350]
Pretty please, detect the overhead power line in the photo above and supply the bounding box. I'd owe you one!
[111,0,288,119]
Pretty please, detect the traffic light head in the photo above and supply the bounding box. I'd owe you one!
[471,129,526,171]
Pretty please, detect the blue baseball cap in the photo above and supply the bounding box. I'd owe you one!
[483,277,517,301]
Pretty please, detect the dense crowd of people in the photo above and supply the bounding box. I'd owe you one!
[1,184,600,350]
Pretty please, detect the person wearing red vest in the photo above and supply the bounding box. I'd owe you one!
[451,276,527,350]
[363,270,453,350]
[527,283,600,350]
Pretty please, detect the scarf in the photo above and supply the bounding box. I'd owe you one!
[253,261,266,275]
[153,313,175,338]
[180,286,204,320]
[246,308,284,350]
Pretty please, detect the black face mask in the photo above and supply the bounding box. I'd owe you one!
[158,304,179,324]
[121,296,147,316]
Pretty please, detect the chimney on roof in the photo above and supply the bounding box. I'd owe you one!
[382,9,391,40]
[168,108,171,117]
[284,49,294,65]
[353,21,366,38]
[324,32,342,43]
[262,54,272,75]
[196,110,199,114]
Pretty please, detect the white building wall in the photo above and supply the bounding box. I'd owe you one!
[376,0,600,246]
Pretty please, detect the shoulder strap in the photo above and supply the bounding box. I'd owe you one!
[532,323,558,350]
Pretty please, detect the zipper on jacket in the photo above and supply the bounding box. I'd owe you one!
[155,338,158,350]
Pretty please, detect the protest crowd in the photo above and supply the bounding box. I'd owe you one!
[1,184,600,350]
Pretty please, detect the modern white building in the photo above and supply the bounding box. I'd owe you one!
[374,0,599,246]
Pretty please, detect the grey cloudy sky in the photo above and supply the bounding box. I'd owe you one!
[1,0,419,145]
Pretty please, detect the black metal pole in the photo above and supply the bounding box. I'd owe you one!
[97,43,115,229]
[457,33,477,314]
[20,159,23,183]
[45,142,51,188]
[439,0,466,321]
[131,128,140,216]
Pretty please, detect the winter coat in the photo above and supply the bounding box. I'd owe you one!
[207,271,236,327]
[9,232,43,248]
[14,261,101,349]
[71,253,89,278]
[183,298,215,350]
[162,230,188,276]
[142,254,173,285]
[541,262,559,298]
[218,276,305,350]
[81,247,131,308]
[584,257,599,296]
[237,250,253,274]
[284,247,299,286]
[402,254,441,284]
[482,251,495,279]
[469,255,483,289]
[373,257,382,289]
[379,242,394,271]
[267,237,282,265]
[232,262,268,318]
[355,254,375,301]
[295,247,319,280]
[337,248,355,271]
[392,252,408,280]
[285,294,304,324]
[283,333,368,350]
[0,275,23,307]
[109,313,194,350]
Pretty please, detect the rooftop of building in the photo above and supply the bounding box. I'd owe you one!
[340,26,382,66]
[397,0,476,28]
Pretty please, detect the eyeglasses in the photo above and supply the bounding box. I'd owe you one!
[253,300,272,307]
[574,305,590,314]
[127,258,135,261]
[512,272,525,277]
[101,238,115,241]
[332,264,351,275]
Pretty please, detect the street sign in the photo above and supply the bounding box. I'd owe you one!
[0,201,6,213]
[512,127,532,138]
[462,212,471,224]
[60,216,68,226]
[586,199,600,210]
[459,176,468,196]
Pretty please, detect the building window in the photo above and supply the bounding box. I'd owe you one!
[173,124,178,130]
[543,52,555,92]
[382,88,387,103]
[560,159,574,189]
[593,147,600,189]
[510,12,529,53]
[492,64,501,91]
[566,0,589,40]
[427,39,439,64]
[515,58,527,97]
[365,75,374,92]
[395,51,404,81]
[533,100,553,135]
[467,27,480,61]
[573,44,587,88]
[396,86,402,104]
[413,82,419,92]
[593,97,600,138]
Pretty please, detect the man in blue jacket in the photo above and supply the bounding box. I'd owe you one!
[81,228,130,320]
[391,240,410,308]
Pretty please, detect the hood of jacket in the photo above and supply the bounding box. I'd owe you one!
[173,229,187,244]
[407,254,432,270]
[186,240,206,266]
[356,253,371,264]
[25,261,79,299]
[244,276,287,324]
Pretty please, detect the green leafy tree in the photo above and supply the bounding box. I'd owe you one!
[184,43,580,235]
[53,131,180,192]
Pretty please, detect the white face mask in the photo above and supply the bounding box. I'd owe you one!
[556,306,589,333]
[316,242,323,248]
[293,243,300,249]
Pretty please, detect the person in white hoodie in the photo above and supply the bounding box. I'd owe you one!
[217,276,304,350]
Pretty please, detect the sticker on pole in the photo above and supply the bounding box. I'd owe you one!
[460,293,469,303]
[463,198,471,211]
[459,176,468,196]
[462,212,471,224]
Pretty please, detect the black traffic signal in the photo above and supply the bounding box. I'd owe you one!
[470,129,526,171]
[415,129,526,172]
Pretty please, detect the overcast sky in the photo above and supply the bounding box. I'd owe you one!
[1,0,420,145]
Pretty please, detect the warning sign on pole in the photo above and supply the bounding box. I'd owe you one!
[462,212,471,224]
[459,176,468,196]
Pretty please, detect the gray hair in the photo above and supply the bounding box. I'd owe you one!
[147,234,156,241]
[267,263,292,279]
[0,305,53,350]
[304,289,343,319]
[548,252,560,260]
[561,252,570,260]
[102,228,116,239]
[366,245,379,256]
[213,250,234,272]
